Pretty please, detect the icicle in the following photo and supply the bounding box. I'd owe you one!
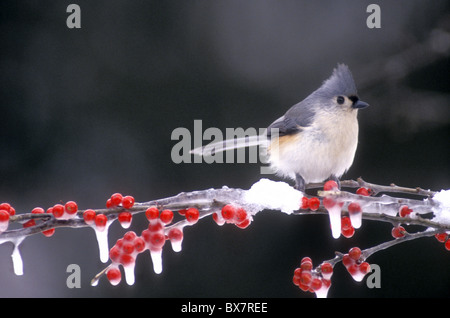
[150,250,163,274]
[0,237,25,276]
[123,264,136,285]
[92,220,113,263]
[170,240,182,252]
[327,205,342,239]
[349,211,362,229]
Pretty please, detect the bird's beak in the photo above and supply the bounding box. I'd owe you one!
[352,100,369,109]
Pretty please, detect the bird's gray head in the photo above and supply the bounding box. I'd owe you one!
[309,64,369,111]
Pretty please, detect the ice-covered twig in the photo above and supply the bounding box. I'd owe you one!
[0,178,448,296]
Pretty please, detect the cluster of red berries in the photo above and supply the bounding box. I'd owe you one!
[300,196,321,211]
[107,193,135,229]
[292,257,332,297]
[391,205,414,238]
[212,204,252,229]
[0,202,15,233]
[342,247,371,282]
[434,232,450,251]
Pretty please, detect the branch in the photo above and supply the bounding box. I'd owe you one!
[0,178,448,297]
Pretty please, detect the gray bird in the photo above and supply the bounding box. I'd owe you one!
[191,64,369,191]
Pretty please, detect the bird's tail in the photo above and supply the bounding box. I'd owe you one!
[190,135,269,157]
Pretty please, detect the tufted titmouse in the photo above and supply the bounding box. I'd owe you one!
[191,64,369,191]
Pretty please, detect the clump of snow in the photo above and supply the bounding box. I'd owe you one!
[432,189,450,224]
[243,178,303,214]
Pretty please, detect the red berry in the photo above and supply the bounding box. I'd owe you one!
[178,209,187,216]
[235,218,251,229]
[120,254,135,266]
[95,214,108,230]
[322,197,336,209]
[123,231,137,242]
[42,228,56,237]
[0,210,10,223]
[445,239,450,251]
[301,261,313,272]
[23,219,36,228]
[349,247,361,261]
[148,222,163,233]
[356,187,370,196]
[324,180,338,191]
[399,205,413,217]
[301,257,312,264]
[118,212,132,227]
[109,246,121,263]
[122,242,135,255]
[160,209,173,224]
[185,207,200,223]
[234,208,247,223]
[308,197,321,211]
[310,278,322,291]
[347,264,359,276]
[348,202,361,214]
[106,267,121,285]
[122,196,135,209]
[148,232,166,249]
[31,207,45,214]
[391,225,406,238]
[52,204,65,218]
[64,201,78,215]
[301,197,309,209]
[300,271,312,285]
[168,228,183,242]
[83,209,96,224]
[435,233,448,243]
[145,206,159,221]
[221,204,236,220]
[134,237,146,253]
[110,193,123,207]
[341,216,355,238]
[342,254,353,267]
[359,262,371,274]
[321,263,333,278]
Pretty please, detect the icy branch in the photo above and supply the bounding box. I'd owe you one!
[0,178,448,296]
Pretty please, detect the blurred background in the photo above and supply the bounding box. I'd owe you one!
[0,0,449,298]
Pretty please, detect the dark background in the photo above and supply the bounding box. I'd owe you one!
[0,1,449,298]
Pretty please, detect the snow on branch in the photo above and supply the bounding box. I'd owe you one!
[0,178,449,297]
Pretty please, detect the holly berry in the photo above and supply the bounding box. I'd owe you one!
[64,201,78,215]
[435,233,448,243]
[0,210,10,232]
[391,225,406,238]
[356,187,370,196]
[110,193,123,207]
[106,267,122,286]
[0,203,15,216]
[52,204,65,219]
[399,205,413,217]
[83,209,96,224]
[445,239,450,251]
[168,228,183,242]
[145,206,159,220]
[324,180,338,191]
[95,214,108,231]
[308,197,320,211]
[159,209,173,224]
[122,196,135,209]
[221,204,236,220]
[185,207,200,223]
[341,216,355,238]
[349,247,361,261]
[118,212,132,228]
[321,263,333,280]
[301,197,309,209]
[348,202,361,214]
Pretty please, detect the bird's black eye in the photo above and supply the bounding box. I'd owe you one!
[337,96,345,105]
